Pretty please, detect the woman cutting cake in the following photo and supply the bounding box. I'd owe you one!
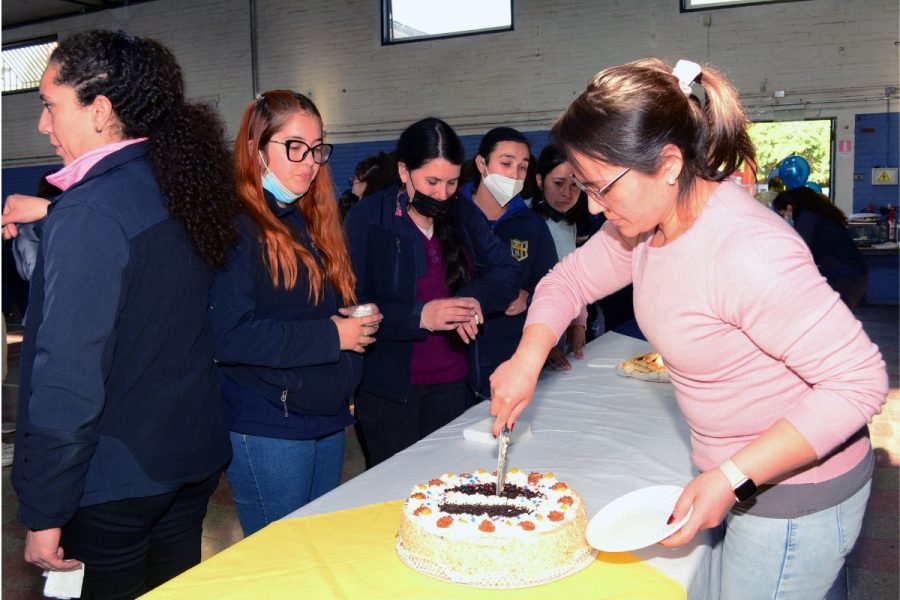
[488,58,887,599]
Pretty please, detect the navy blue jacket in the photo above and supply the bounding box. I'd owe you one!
[12,143,230,530]
[343,184,521,403]
[209,192,361,428]
[793,210,868,281]
[459,185,558,396]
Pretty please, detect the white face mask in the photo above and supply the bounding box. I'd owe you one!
[481,161,524,207]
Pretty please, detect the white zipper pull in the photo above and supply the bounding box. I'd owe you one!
[281,389,289,418]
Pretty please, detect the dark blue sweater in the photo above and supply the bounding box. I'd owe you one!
[12,143,230,530]
[459,185,559,396]
[343,184,521,403]
[209,192,359,437]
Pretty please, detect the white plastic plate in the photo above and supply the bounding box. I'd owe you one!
[586,485,692,552]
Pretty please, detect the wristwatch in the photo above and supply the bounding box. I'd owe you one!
[718,458,758,502]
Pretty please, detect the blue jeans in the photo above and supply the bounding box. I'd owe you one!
[721,480,871,600]
[226,429,345,536]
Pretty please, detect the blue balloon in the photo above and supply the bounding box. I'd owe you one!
[805,181,823,194]
[779,155,811,190]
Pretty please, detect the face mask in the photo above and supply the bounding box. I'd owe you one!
[784,215,795,227]
[409,189,453,219]
[481,162,524,207]
[259,150,302,204]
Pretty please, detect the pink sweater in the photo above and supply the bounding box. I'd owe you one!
[527,182,888,485]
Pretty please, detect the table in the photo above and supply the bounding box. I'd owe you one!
[146,331,722,599]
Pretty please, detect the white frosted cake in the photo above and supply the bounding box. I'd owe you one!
[396,468,595,588]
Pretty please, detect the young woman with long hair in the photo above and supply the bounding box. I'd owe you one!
[209,90,381,536]
[343,117,519,467]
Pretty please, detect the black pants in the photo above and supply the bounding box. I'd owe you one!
[355,379,471,468]
[60,472,221,600]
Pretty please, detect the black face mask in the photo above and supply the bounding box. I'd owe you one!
[409,189,454,219]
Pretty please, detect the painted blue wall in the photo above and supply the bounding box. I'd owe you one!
[853,112,900,214]
[2,130,554,203]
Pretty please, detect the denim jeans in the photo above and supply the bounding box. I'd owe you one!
[721,480,871,600]
[226,429,345,536]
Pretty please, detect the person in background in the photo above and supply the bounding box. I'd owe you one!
[11,30,239,598]
[531,143,589,367]
[343,117,519,467]
[459,127,558,397]
[209,91,380,536]
[339,151,396,218]
[489,58,886,600]
[773,186,868,310]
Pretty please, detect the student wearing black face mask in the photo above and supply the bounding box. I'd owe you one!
[343,117,520,467]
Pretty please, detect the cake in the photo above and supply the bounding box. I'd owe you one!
[396,468,595,588]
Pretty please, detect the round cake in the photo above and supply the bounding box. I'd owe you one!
[396,468,595,588]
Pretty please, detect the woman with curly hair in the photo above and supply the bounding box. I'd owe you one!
[209,91,379,536]
[10,30,239,598]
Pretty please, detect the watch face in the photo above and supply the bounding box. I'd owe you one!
[734,478,758,502]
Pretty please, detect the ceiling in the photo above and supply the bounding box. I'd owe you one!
[3,0,164,31]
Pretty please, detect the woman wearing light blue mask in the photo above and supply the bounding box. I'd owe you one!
[458,127,559,401]
[208,91,382,536]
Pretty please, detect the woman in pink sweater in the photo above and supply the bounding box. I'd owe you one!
[489,59,887,599]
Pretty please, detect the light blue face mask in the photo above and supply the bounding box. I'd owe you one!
[259,151,302,204]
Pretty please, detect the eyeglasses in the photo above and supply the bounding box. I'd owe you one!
[348,175,360,187]
[268,139,334,164]
[571,167,631,203]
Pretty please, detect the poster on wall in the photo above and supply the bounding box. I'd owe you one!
[837,139,853,160]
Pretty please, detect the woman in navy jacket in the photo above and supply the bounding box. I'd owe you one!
[344,118,519,467]
[459,127,559,398]
[11,30,239,597]
[209,91,380,536]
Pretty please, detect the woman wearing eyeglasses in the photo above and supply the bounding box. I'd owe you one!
[489,59,886,598]
[209,91,381,535]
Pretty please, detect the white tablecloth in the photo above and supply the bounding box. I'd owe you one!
[289,331,722,599]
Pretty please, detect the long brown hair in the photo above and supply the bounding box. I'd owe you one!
[552,58,756,209]
[233,90,355,304]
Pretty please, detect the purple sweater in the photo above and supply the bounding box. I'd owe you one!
[409,230,468,385]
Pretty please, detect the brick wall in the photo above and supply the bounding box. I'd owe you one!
[2,0,898,213]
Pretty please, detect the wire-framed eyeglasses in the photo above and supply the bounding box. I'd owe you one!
[571,167,631,202]
[269,139,334,164]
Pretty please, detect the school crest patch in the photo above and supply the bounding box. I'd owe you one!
[510,239,528,262]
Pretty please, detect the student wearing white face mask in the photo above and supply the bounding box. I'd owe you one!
[458,127,558,401]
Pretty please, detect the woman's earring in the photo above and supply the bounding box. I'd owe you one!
[95,127,103,134]
[667,177,677,186]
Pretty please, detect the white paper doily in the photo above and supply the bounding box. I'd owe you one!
[395,535,598,589]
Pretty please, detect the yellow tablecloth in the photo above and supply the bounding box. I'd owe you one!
[143,500,685,599]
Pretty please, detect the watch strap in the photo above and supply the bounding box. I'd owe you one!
[718,458,747,488]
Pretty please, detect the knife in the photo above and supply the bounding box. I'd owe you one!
[495,425,510,496]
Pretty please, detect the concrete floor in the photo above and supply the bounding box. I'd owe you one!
[2,305,898,599]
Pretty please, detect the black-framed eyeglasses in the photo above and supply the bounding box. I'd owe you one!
[571,167,631,202]
[348,175,360,187]
[268,139,334,164]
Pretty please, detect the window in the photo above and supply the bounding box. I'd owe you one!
[2,37,56,94]
[681,0,809,11]
[383,0,513,45]
[748,119,834,196]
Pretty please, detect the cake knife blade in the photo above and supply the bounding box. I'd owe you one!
[495,426,510,496]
